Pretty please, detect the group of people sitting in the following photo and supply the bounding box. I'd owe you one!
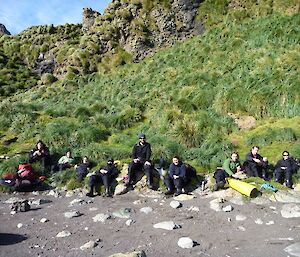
[2,135,299,194]
[214,146,299,191]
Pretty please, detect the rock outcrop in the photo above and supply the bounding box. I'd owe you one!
[0,24,11,35]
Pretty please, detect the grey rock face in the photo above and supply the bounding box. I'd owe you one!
[0,24,11,35]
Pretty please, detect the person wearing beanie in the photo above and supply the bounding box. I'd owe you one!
[125,133,154,189]
[86,158,118,197]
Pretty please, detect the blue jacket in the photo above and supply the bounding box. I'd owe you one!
[169,162,186,178]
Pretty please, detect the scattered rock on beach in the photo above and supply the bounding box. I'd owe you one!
[170,200,182,209]
[153,221,181,230]
[93,213,111,223]
[80,240,98,250]
[281,204,300,218]
[56,230,71,238]
[140,207,153,214]
[177,237,194,249]
[64,211,82,218]
[108,251,146,257]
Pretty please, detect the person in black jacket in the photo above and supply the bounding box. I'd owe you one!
[86,158,118,197]
[244,146,268,179]
[164,156,186,196]
[75,156,91,182]
[274,151,296,189]
[28,140,50,173]
[125,133,154,189]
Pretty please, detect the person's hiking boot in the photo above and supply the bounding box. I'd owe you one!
[165,189,173,195]
[86,192,94,197]
[104,188,113,197]
[286,180,293,189]
[174,190,181,196]
[213,183,219,191]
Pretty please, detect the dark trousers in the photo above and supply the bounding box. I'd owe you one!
[213,169,228,184]
[127,161,153,185]
[274,168,293,187]
[164,176,183,192]
[88,174,111,194]
[51,163,71,173]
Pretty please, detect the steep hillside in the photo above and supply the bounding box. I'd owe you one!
[0,12,299,174]
[0,0,299,98]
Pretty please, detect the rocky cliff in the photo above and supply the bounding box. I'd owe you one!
[82,0,204,60]
[0,24,11,35]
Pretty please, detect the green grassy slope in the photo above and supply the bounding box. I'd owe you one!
[0,13,299,175]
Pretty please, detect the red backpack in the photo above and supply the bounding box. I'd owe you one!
[18,163,35,180]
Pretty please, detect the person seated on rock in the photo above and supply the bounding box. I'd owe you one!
[75,156,91,182]
[213,151,242,191]
[244,146,268,179]
[274,151,298,189]
[86,157,119,197]
[125,133,154,189]
[28,140,50,173]
[164,156,186,196]
[51,150,75,173]
[0,162,45,191]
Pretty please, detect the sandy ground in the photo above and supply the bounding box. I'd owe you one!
[0,188,299,257]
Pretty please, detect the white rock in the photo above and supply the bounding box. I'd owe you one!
[17,223,23,228]
[173,194,195,201]
[47,190,60,198]
[140,207,153,214]
[126,219,134,226]
[170,201,182,209]
[56,230,71,238]
[235,215,247,221]
[114,184,127,195]
[284,242,300,257]
[10,211,16,215]
[188,206,200,212]
[153,221,181,230]
[177,237,194,249]
[89,207,98,211]
[107,251,146,257]
[64,211,82,218]
[229,196,245,206]
[80,240,97,250]
[222,205,234,212]
[65,191,74,197]
[251,197,272,205]
[133,200,142,205]
[40,218,49,223]
[69,198,84,206]
[255,218,263,225]
[266,220,274,225]
[93,213,111,223]
[5,197,20,204]
[272,191,300,203]
[209,199,222,212]
[31,199,52,205]
[281,204,300,218]
[238,226,246,231]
